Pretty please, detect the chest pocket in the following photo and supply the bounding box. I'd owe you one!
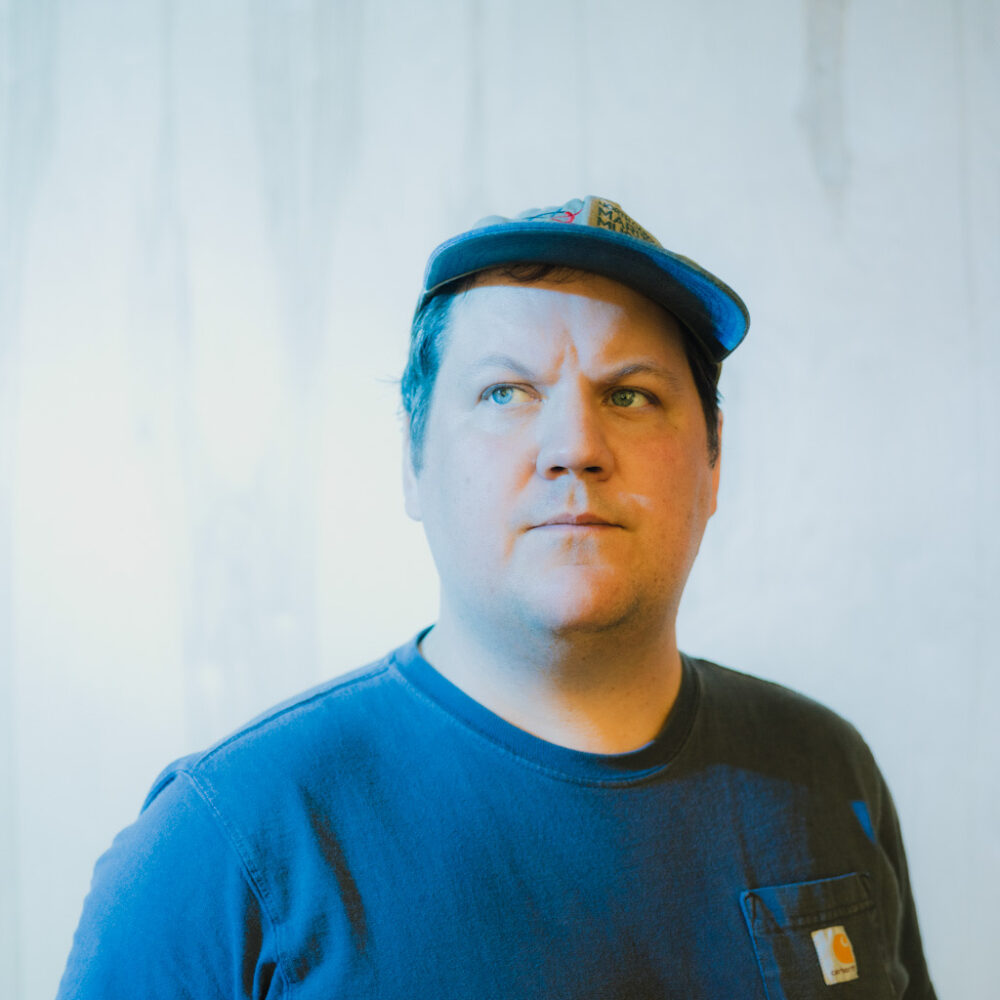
[740,872,899,999]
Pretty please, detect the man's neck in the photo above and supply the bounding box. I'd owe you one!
[418,613,683,755]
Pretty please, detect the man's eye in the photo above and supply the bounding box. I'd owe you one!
[609,388,652,408]
[487,385,527,405]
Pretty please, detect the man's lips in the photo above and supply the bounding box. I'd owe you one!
[530,514,622,529]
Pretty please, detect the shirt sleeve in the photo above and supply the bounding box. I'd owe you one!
[874,772,938,1000]
[55,770,286,999]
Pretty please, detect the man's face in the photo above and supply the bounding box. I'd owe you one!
[403,272,721,645]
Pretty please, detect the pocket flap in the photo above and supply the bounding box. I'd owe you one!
[742,871,873,932]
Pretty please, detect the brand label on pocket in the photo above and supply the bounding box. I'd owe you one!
[811,925,859,985]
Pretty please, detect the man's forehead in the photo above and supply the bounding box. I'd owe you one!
[442,272,688,371]
[461,265,648,302]
[451,270,680,330]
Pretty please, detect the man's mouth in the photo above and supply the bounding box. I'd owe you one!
[532,513,620,529]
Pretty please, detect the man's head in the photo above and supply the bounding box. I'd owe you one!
[400,198,749,646]
[402,197,747,475]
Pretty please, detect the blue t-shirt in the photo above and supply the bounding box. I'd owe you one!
[57,634,936,998]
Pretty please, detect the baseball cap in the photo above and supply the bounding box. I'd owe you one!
[417,196,749,362]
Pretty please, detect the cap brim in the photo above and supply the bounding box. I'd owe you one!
[419,223,749,361]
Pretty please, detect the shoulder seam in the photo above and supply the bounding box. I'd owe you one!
[170,769,294,990]
[191,660,393,767]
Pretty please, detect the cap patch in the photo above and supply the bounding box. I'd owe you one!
[515,196,662,248]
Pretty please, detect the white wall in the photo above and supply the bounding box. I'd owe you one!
[1,1,996,997]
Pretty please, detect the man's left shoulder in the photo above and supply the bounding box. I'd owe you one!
[684,653,879,771]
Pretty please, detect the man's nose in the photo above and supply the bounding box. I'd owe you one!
[535,389,615,480]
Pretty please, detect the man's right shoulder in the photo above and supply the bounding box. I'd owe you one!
[143,647,407,814]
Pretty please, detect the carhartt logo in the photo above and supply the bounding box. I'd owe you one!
[811,925,859,985]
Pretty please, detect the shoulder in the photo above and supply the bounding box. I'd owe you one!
[688,654,866,737]
[684,654,882,785]
[59,650,418,997]
[58,758,289,997]
[144,647,408,813]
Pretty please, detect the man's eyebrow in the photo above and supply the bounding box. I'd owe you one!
[466,354,539,379]
[464,356,688,390]
[601,362,687,392]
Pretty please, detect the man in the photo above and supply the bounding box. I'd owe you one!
[58,197,936,998]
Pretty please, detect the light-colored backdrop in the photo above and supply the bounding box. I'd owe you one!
[2,2,997,998]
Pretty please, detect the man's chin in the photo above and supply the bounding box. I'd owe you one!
[518,580,642,637]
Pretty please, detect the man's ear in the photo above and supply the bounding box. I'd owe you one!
[401,423,422,522]
[708,411,722,518]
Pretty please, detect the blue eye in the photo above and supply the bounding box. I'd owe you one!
[487,385,531,406]
[490,386,515,405]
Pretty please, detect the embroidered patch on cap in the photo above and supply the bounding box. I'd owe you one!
[513,197,663,248]
[811,925,859,985]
